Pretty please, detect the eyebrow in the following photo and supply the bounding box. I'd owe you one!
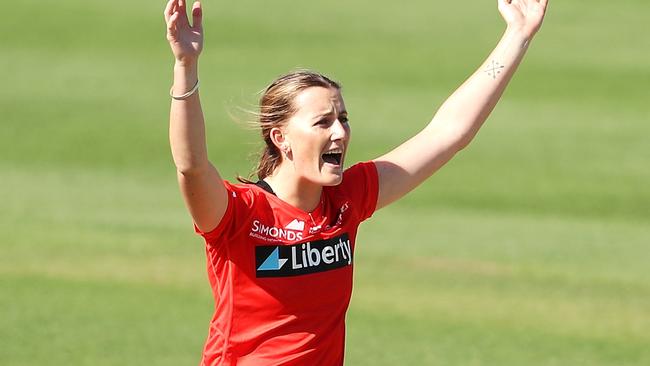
[313,109,348,120]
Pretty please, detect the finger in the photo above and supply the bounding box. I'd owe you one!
[167,11,180,37]
[192,1,203,28]
[164,0,176,22]
[179,0,186,12]
[540,0,548,11]
[176,0,190,27]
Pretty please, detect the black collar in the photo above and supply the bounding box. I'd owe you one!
[254,180,276,196]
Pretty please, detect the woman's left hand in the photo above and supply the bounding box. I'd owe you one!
[498,0,549,38]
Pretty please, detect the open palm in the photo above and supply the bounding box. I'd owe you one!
[164,0,203,65]
[498,0,548,37]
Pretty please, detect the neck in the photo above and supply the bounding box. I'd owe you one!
[263,165,323,213]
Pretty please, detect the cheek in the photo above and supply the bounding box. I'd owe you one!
[291,133,321,164]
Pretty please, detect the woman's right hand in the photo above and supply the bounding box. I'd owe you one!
[498,0,548,39]
[164,0,203,66]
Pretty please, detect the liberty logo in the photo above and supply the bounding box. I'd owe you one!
[255,233,352,277]
[256,247,289,271]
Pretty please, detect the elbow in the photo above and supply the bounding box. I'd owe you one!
[172,150,211,176]
[176,166,201,177]
[448,126,478,152]
[443,128,473,153]
[454,137,472,151]
[174,160,210,177]
[426,120,473,153]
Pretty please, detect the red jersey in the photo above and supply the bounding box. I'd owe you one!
[194,162,379,366]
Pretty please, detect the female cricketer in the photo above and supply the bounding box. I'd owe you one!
[163,0,548,364]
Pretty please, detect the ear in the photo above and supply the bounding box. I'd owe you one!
[269,127,291,154]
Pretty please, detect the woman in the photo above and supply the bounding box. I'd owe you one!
[164,0,548,364]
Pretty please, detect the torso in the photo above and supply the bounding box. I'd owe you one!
[197,162,378,366]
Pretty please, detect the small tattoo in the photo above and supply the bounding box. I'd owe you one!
[484,60,505,79]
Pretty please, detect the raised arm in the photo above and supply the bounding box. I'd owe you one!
[373,0,548,209]
[165,0,227,233]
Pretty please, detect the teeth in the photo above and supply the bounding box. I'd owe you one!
[324,149,343,154]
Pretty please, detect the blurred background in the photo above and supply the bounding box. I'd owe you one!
[1,0,648,364]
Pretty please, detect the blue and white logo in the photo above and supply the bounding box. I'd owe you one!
[256,247,289,271]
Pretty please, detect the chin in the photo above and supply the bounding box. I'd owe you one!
[309,162,344,186]
[320,171,344,186]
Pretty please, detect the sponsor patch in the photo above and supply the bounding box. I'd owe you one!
[250,219,304,242]
[255,233,352,277]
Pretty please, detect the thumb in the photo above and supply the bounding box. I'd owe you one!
[192,1,203,28]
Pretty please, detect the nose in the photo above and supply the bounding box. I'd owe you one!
[330,119,349,141]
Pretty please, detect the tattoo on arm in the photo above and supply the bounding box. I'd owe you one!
[484,60,505,79]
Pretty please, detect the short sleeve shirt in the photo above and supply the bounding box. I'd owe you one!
[195,162,379,366]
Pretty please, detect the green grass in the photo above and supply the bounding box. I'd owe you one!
[1,0,649,364]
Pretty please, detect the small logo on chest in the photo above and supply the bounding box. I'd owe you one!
[250,219,304,242]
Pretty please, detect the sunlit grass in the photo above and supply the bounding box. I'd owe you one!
[1,0,649,364]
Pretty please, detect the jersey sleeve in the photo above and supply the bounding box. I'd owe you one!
[341,161,379,222]
[193,181,253,246]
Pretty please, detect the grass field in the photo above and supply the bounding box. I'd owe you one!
[1,0,649,365]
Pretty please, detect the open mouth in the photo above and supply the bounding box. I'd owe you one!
[321,150,343,166]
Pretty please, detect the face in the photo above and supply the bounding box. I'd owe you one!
[279,86,350,186]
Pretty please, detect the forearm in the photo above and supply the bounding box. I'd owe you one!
[373,0,547,209]
[169,61,209,174]
[426,27,531,150]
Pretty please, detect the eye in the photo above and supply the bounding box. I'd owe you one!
[314,119,330,127]
[339,116,349,124]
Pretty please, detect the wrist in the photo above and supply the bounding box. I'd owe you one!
[503,26,532,48]
[173,62,198,82]
[170,79,200,100]
[504,24,537,42]
[174,59,199,72]
[172,61,199,97]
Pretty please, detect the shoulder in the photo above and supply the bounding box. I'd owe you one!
[217,180,277,222]
[326,161,379,222]
[196,181,273,242]
[223,180,268,205]
[344,161,377,180]
[332,161,378,194]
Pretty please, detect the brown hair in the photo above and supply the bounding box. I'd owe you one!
[239,70,341,182]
